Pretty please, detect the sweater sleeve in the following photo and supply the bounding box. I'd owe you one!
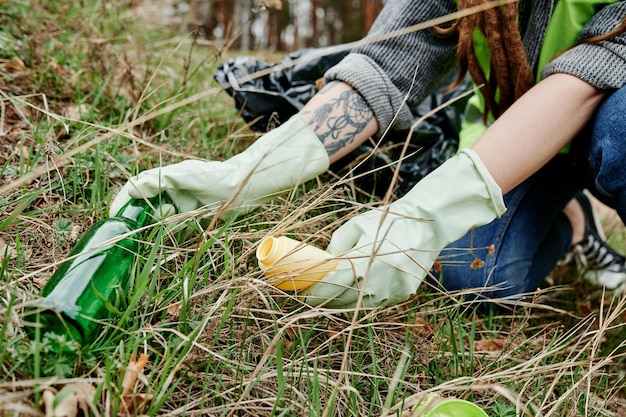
[542,2,626,89]
[324,0,458,135]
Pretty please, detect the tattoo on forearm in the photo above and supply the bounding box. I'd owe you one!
[302,86,372,156]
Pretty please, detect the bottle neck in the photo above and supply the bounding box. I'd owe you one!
[115,197,158,228]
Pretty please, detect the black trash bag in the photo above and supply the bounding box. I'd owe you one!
[355,77,471,197]
[213,48,471,198]
[214,47,350,132]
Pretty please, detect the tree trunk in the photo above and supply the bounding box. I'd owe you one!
[308,0,320,47]
[292,1,299,50]
[239,0,253,50]
[362,0,383,35]
[267,8,281,50]
[217,0,229,39]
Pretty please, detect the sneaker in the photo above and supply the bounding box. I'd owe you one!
[572,190,626,289]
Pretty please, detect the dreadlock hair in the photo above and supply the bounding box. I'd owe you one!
[436,0,534,121]
[438,1,626,121]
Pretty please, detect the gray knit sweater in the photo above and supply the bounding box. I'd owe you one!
[324,0,626,134]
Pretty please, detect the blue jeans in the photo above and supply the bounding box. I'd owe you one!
[438,84,626,299]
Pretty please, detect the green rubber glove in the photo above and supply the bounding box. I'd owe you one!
[302,149,506,308]
[109,115,330,218]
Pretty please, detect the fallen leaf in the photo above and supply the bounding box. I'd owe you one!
[122,353,149,397]
[473,338,506,352]
[167,303,180,318]
[121,393,153,416]
[6,57,26,72]
[42,383,96,417]
[407,317,434,338]
[120,353,152,415]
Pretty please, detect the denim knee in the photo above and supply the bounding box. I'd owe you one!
[588,85,626,222]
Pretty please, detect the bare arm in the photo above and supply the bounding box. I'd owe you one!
[300,81,379,164]
[301,74,607,195]
[473,73,607,194]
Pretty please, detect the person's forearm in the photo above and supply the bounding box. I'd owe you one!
[300,81,379,163]
[472,73,607,194]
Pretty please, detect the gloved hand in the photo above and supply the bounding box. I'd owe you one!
[301,149,506,308]
[109,115,330,218]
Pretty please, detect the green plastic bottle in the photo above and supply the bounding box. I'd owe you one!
[32,198,158,346]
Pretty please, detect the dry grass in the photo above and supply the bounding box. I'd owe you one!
[1,1,626,416]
